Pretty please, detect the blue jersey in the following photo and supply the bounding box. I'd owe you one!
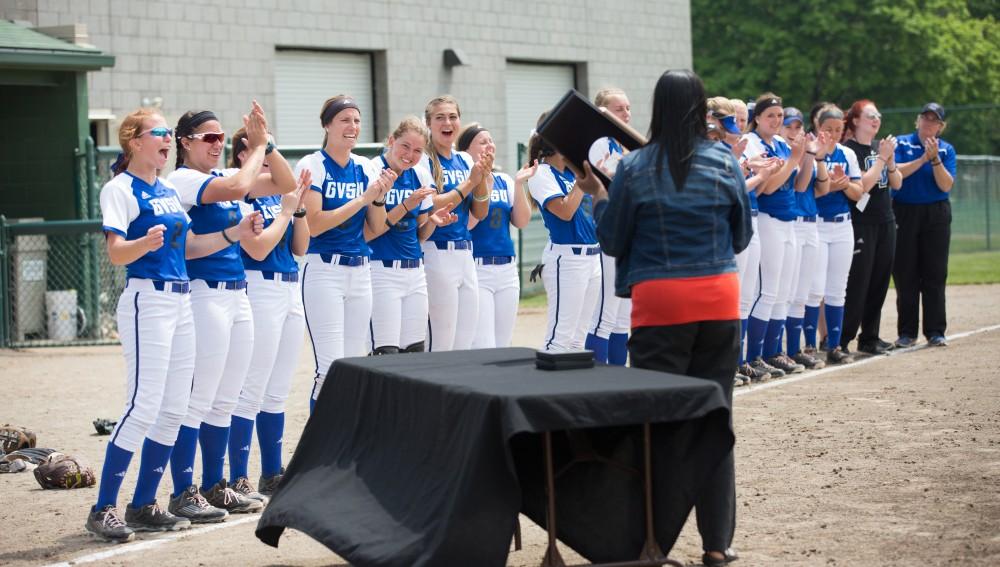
[815,144,862,218]
[295,150,377,256]
[892,132,956,205]
[368,156,435,261]
[239,194,298,273]
[471,172,517,257]
[419,151,475,242]
[168,167,245,282]
[794,164,819,217]
[744,132,796,221]
[527,163,597,245]
[100,172,190,281]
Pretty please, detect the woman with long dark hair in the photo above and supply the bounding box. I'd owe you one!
[577,69,751,567]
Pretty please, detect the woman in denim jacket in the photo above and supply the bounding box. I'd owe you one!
[577,69,751,567]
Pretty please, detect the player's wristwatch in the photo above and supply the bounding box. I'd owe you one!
[293,208,307,218]
[265,141,276,155]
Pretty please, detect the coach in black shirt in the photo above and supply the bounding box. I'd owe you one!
[840,100,902,355]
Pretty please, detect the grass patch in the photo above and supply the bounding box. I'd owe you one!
[948,250,1000,285]
[518,292,547,310]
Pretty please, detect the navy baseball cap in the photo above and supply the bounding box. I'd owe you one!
[783,107,804,126]
[921,102,946,120]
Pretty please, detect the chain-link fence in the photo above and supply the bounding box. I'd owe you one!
[1,144,995,347]
[0,218,124,347]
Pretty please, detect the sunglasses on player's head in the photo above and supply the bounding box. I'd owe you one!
[186,131,226,144]
[140,127,173,138]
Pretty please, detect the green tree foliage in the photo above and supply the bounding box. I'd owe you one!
[692,0,1000,154]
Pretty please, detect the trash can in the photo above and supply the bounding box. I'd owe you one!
[46,289,78,342]
[10,218,47,342]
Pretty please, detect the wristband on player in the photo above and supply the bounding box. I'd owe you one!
[816,176,830,183]
[293,208,307,218]
[401,201,410,213]
[453,186,466,199]
[931,159,942,166]
[222,227,237,245]
[473,191,490,202]
[372,199,386,207]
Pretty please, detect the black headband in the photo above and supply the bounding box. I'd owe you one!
[321,98,360,126]
[754,97,782,118]
[457,126,487,152]
[817,108,845,125]
[178,110,218,137]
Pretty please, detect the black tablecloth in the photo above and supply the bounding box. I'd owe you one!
[256,348,733,567]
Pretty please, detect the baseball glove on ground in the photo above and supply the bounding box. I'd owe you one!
[0,447,56,473]
[33,453,96,489]
[0,425,37,453]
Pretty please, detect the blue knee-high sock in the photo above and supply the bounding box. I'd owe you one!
[803,305,821,348]
[763,319,785,358]
[95,442,134,510]
[585,333,610,364]
[170,425,199,497]
[746,316,768,361]
[131,438,172,508]
[825,304,845,350]
[608,333,628,366]
[739,319,749,364]
[199,423,229,491]
[256,411,285,478]
[786,317,804,355]
[228,416,255,483]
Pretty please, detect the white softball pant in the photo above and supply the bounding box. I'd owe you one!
[182,280,254,429]
[472,258,520,349]
[110,280,195,452]
[811,216,855,307]
[735,215,761,319]
[749,213,798,322]
[788,219,820,318]
[589,252,631,338]
[421,242,479,352]
[541,243,602,352]
[233,271,305,421]
[301,254,372,401]
[369,261,428,351]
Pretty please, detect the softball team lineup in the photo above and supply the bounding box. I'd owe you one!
[89,85,957,543]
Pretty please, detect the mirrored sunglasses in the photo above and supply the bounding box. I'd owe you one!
[864,111,882,120]
[141,127,174,138]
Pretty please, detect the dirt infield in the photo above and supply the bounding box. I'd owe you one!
[1,285,998,566]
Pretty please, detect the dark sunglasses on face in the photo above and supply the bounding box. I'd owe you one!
[141,127,174,138]
[186,132,226,144]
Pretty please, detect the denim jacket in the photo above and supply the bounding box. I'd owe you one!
[595,140,752,297]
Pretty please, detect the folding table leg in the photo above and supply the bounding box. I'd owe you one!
[541,431,567,567]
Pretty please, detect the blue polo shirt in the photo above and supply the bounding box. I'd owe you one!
[892,132,956,204]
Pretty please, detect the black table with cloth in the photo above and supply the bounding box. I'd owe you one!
[256,347,734,567]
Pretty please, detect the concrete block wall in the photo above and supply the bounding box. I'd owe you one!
[3,0,691,169]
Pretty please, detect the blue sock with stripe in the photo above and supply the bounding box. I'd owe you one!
[228,416,255,483]
[608,333,629,366]
[131,438,172,508]
[169,425,199,497]
[739,319,749,364]
[95,442,133,510]
[825,304,845,350]
[746,316,768,361]
[763,318,785,358]
[803,305,820,348]
[786,317,804,355]
[198,423,229,491]
[585,333,609,364]
[256,411,285,478]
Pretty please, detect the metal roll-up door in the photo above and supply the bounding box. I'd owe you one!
[504,61,575,171]
[505,61,575,295]
[274,50,374,146]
